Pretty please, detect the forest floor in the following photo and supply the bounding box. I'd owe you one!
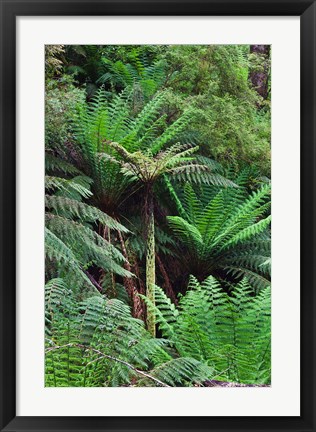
[203,380,270,387]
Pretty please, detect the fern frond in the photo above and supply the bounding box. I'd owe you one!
[45,278,74,334]
[151,110,193,154]
[45,227,97,292]
[149,357,213,387]
[140,285,178,341]
[223,215,271,249]
[45,154,83,176]
[45,175,93,199]
[45,195,129,233]
[46,213,132,277]
[168,163,237,187]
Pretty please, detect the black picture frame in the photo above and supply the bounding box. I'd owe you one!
[0,1,315,431]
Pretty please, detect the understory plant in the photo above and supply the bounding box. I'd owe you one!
[45,275,270,387]
[142,276,271,384]
[45,278,214,387]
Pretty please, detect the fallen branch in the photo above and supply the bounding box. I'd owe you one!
[45,342,170,388]
[204,379,270,387]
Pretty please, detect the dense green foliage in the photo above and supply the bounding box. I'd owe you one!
[167,182,271,291]
[45,44,271,387]
[46,276,270,386]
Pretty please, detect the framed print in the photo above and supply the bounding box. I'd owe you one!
[0,0,315,431]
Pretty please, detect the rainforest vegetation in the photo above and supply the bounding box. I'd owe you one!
[45,44,271,387]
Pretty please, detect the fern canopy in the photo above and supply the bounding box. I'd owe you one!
[45,171,132,295]
[72,88,234,212]
[167,182,271,291]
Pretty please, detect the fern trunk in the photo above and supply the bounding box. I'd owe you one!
[117,229,143,319]
[156,253,177,304]
[146,192,156,336]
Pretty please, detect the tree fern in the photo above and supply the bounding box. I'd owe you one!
[68,89,235,329]
[72,88,233,212]
[167,183,271,291]
[45,171,132,296]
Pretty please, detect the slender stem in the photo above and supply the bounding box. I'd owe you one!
[83,270,103,293]
[145,190,156,337]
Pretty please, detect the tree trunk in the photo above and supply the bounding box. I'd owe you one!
[132,257,145,295]
[249,45,270,101]
[117,230,143,319]
[156,253,177,304]
[146,191,156,337]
